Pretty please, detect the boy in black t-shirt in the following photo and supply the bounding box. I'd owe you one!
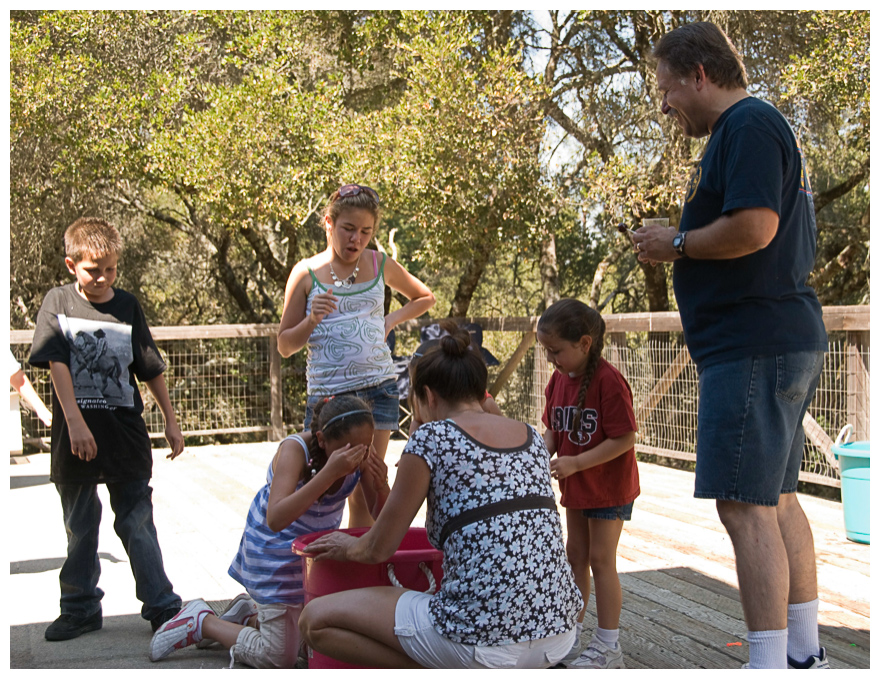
[29,217,185,641]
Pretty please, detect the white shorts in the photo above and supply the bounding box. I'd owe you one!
[393,590,575,669]
[231,602,303,669]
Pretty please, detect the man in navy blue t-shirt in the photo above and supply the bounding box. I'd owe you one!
[632,22,828,669]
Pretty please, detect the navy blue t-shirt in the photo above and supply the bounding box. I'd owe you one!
[673,97,827,370]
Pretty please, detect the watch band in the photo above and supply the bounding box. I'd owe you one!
[673,231,687,258]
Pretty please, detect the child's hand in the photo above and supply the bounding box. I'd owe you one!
[309,289,338,326]
[68,417,98,461]
[550,456,581,481]
[360,446,389,492]
[325,442,369,478]
[165,423,185,460]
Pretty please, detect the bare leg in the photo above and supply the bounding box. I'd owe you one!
[587,517,624,630]
[200,613,256,649]
[776,493,818,605]
[347,428,392,528]
[716,500,788,631]
[299,586,421,668]
[565,509,592,623]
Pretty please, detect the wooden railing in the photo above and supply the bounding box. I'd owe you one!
[11,305,869,488]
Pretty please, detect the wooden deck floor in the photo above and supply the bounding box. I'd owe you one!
[11,440,868,669]
[399,439,871,669]
[589,462,870,669]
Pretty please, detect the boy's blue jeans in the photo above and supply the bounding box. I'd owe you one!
[55,479,181,622]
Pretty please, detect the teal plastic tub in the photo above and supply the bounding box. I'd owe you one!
[832,426,870,544]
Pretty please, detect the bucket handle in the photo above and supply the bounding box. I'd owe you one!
[835,424,854,448]
[387,562,437,595]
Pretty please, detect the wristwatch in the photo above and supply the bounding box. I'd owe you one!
[672,231,688,258]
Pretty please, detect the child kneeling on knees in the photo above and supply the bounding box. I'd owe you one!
[150,395,389,668]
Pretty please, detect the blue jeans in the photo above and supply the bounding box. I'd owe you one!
[304,379,400,431]
[55,480,181,621]
[694,351,824,506]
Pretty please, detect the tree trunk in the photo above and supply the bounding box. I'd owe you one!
[239,223,289,286]
[449,241,493,318]
[641,259,673,350]
[215,233,261,323]
[539,234,560,312]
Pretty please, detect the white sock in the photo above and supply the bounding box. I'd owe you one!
[787,599,821,663]
[595,626,619,647]
[746,628,788,669]
[575,621,584,638]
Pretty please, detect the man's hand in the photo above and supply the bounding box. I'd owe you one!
[632,225,678,265]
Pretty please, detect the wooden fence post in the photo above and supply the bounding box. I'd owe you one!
[605,332,628,380]
[846,330,870,440]
[268,333,284,441]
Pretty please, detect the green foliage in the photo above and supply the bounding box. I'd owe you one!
[335,11,555,315]
[779,10,870,304]
[9,10,870,332]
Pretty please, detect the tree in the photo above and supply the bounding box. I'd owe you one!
[10,11,394,325]
[781,10,870,304]
[529,10,870,314]
[336,11,554,317]
[10,11,869,333]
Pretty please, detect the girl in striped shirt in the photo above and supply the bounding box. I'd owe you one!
[150,395,390,668]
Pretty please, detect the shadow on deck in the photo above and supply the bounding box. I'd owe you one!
[9,441,871,669]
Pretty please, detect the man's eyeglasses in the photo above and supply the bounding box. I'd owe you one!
[337,184,380,204]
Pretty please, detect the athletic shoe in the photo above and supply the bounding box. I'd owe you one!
[196,593,258,649]
[150,606,181,632]
[554,635,584,668]
[44,611,102,641]
[568,636,625,669]
[788,648,830,669]
[150,598,213,662]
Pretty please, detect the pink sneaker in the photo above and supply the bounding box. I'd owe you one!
[197,593,258,649]
[150,598,213,662]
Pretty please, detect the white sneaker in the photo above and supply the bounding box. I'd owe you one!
[568,636,625,669]
[788,647,830,669]
[556,636,583,667]
[197,593,258,649]
[150,598,213,662]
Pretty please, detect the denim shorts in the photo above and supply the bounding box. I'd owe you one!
[581,501,634,521]
[304,379,400,431]
[694,351,824,506]
[394,590,575,669]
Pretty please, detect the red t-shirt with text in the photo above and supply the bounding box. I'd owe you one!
[542,358,640,509]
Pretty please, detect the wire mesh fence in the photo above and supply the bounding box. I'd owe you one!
[494,331,868,489]
[11,308,868,490]
[11,333,307,448]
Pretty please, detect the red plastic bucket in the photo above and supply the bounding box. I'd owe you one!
[292,526,443,669]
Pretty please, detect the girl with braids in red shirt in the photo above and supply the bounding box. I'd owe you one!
[537,299,640,669]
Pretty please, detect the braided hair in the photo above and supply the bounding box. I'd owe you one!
[304,395,374,484]
[537,299,606,434]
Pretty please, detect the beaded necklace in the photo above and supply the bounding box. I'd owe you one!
[329,260,359,288]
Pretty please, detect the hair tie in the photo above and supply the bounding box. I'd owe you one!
[322,409,371,430]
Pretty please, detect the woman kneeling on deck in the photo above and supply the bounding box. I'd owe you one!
[300,324,582,669]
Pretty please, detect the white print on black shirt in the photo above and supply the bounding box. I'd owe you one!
[58,314,135,409]
[549,405,598,446]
